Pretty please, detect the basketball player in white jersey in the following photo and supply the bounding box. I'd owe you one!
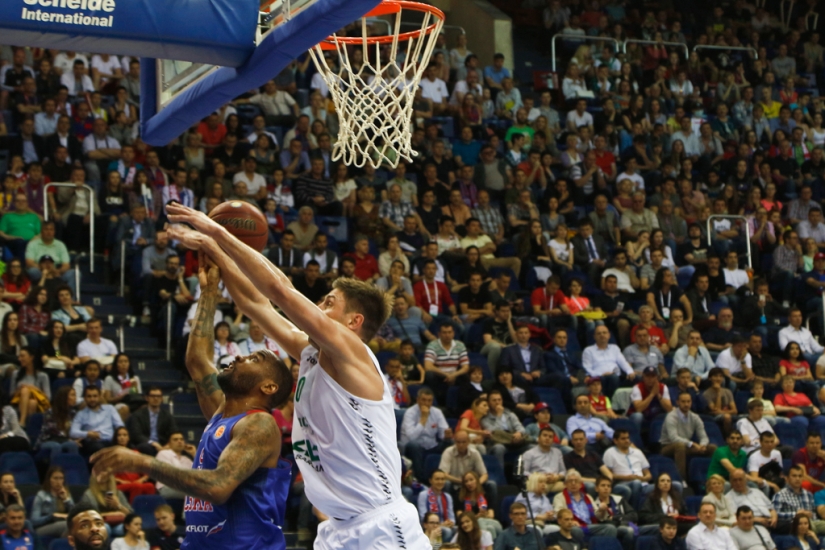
[166,203,431,549]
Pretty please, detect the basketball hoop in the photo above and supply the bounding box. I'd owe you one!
[308,0,445,169]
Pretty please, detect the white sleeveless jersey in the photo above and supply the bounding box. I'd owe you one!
[291,344,403,519]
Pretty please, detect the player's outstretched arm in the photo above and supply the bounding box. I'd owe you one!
[201,244,309,360]
[188,259,225,419]
[91,413,279,506]
[167,206,365,361]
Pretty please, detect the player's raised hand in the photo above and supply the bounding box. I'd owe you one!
[167,202,222,235]
[90,446,148,480]
[167,223,210,251]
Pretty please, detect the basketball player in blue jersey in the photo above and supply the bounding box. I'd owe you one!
[166,203,431,549]
[90,260,293,550]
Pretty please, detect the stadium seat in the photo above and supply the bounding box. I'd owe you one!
[688,458,711,493]
[773,534,801,550]
[395,409,405,440]
[424,455,441,481]
[49,540,73,550]
[446,386,460,414]
[774,422,807,451]
[635,536,657,550]
[133,494,168,529]
[375,351,396,370]
[500,495,516,527]
[467,352,491,379]
[702,420,725,447]
[685,495,704,515]
[734,391,751,414]
[0,453,39,485]
[533,387,566,415]
[648,417,665,448]
[647,455,683,482]
[608,419,644,449]
[482,455,507,486]
[24,413,43,444]
[51,454,90,486]
[589,537,623,550]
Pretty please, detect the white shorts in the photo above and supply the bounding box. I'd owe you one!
[315,499,431,550]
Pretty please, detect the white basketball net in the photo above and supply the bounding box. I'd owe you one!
[308,2,444,169]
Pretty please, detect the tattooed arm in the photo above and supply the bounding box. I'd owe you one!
[188,259,225,419]
[92,413,280,505]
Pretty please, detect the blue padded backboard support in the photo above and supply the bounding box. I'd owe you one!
[140,0,381,145]
[0,0,258,67]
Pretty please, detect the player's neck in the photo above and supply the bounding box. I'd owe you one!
[223,398,267,418]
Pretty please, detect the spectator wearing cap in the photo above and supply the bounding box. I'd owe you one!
[779,308,824,366]
[582,325,636,398]
[521,426,566,493]
[24,221,77,299]
[660,391,716,481]
[0,194,40,260]
[525,402,570,449]
[628,367,673,431]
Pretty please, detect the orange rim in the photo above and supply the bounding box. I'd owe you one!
[317,0,445,51]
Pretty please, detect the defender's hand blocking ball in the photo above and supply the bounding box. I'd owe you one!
[207,201,269,252]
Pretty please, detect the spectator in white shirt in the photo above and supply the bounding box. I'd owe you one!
[736,400,776,454]
[779,308,824,365]
[602,429,651,506]
[232,157,268,201]
[797,208,825,249]
[154,432,194,499]
[566,99,594,133]
[582,325,636,398]
[746,431,783,494]
[90,53,123,90]
[60,60,94,97]
[722,251,752,306]
[670,116,701,159]
[76,318,118,366]
[715,335,755,388]
[419,63,449,114]
[685,502,737,550]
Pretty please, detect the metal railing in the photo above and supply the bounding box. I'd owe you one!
[166,300,173,361]
[75,264,81,303]
[622,38,689,60]
[43,183,95,274]
[119,241,126,297]
[693,45,759,60]
[706,215,752,269]
[551,35,619,72]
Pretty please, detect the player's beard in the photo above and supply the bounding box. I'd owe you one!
[217,366,259,398]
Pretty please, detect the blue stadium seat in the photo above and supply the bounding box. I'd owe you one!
[734,391,751,414]
[649,417,665,447]
[375,351,396,370]
[49,540,73,550]
[467,352,491,379]
[24,413,43,444]
[424,454,441,481]
[482,455,507,486]
[51,454,90,486]
[688,458,711,492]
[446,386,460,413]
[395,408,405,440]
[133,494,167,529]
[465,323,485,349]
[608,419,644,449]
[500,495,516,527]
[702,420,725,447]
[647,455,683,483]
[589,537,623,550]
[685,495,704,515]
[635,536,657,550]
[774,422,807,451]
[533,387,566,415]
[0,453,39,485]
[773,534,801,550]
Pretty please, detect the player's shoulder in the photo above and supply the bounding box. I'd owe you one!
[233,410,280,436]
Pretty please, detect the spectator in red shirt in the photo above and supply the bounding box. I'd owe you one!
[630,305,669,354]
[196,113,227,152]
[792,432,825,493]
[344,236,380,283]
[413,259,460,327]
[530,275,571,331]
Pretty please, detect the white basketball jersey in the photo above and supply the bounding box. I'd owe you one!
[292,344,403,519]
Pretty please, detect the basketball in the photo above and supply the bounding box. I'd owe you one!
[208,201,269,252]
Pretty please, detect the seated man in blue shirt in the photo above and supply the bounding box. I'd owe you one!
[69,386,124,458]
[0,505,34,550]
[566,393,614,453]
[400,388,453,481]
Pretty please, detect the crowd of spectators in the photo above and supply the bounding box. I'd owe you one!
[0,0,822,547]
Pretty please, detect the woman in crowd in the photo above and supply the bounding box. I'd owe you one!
[51,286,90,350]
[112,427,157,503]
[31,466,75,538]
[78,469,133,533]
[626,230,650,268]
[250,134,278,175]
[198,181,227,214]
[701,474,735,526]
[423,511,443,550]
[351,186,384,245]
[513,472,558,535]
[547,223,573,277]
[35,386,79,459]
[103,353,142,420]
[112,513,149,550]
[332,163,357,217]
[11,347,50,426]
[2,259,30,308]
[647,267,692,325]
[456,471,501,539]
[0,312,27,374]
[491,368,538,418]
[458,393,490,451]
[774,374,825,431]
[72,360,104,406]
[41,320,81,378]
[0,472,24,509]
[19,286,50,351]
[451,511,493,550]
[646,229,676,271]
[0,391,29,453]
[639,472,690,536]
[450,247,489,293]
[213,321,241,367]
[540,196,564,238]
[780,341,819,404]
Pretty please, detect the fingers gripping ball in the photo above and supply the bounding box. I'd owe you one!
[208,201,269,252]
